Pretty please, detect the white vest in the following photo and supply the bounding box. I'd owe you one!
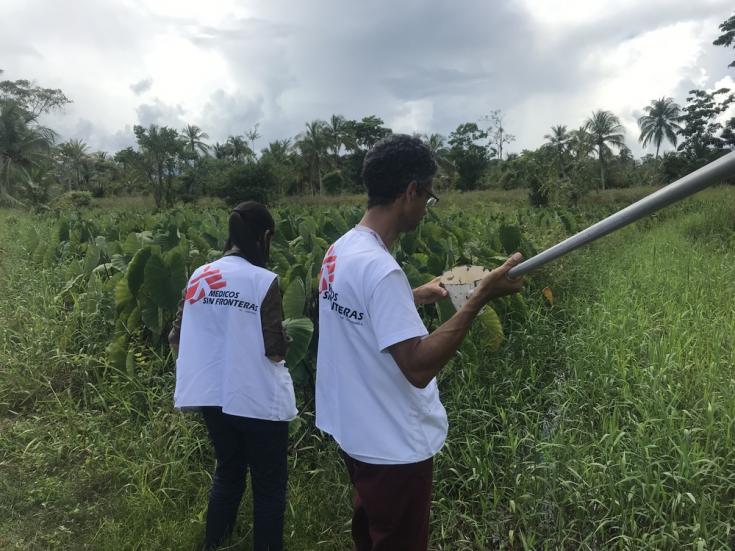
[174,255,297,421]
[316,228,448,464]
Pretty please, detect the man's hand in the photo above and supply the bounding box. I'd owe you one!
[469,253,524,308]
[413,276,449,305]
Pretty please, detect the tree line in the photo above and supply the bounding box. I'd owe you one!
[1,14,734,209]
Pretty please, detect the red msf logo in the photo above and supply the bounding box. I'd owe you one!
[319,245,336,292]
[186,264,226,304]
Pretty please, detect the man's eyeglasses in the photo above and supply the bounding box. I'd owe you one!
[425,190,439,208]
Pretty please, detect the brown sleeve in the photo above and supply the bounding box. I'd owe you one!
[168,292,185,347]
[261,278,288,360]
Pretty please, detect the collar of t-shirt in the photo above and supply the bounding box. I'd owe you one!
[353,224,389,252]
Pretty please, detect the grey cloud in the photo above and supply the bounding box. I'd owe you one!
[130,78,153,95]
[200,90,266,143]
[136,99,187,129]
[3,0,734,155]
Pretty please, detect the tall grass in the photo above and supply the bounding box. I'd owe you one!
[1,189,734,549]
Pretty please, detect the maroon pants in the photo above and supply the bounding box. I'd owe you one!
[341,452,434,551]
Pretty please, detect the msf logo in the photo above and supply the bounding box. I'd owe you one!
[186,265,226,304]
[319,245,336,292]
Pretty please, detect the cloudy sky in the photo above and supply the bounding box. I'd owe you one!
[2,0,734,157]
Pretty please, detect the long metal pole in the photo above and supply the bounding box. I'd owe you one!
[507,151,735,279]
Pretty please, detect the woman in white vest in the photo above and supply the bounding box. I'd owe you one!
[170,201,296,551]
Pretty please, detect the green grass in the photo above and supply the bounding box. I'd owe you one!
[1,188,734,549]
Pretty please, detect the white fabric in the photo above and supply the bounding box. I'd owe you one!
[174,255,297,421]
[315,227,448,464]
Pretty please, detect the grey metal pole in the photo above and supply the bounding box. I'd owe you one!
[507,150,735,279]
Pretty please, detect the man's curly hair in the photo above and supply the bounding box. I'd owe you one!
[361,134,437,208]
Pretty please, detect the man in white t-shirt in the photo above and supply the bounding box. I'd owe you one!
[315,134,524,550]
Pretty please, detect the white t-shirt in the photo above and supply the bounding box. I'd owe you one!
[174,255,297,421]
[315,226,448,464]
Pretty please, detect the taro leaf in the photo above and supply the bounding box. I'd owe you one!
[140,299,162,337]
[165,248,187,311]
[114,277,134,309]
[126,305,141,332]
[299,219,317,249]
[410,253,429,270]
[110,254,128,273]
[141,252,170,309]
[92,262,115,277]
[55,273,85,303]
[499,224,522,254]
[476,306,504,352]
[435,297,456,324]
[404,264,431,288]
[126,349,136,378]
[137,230,154,246]
[127,246,152,297]
[507,293,529,323]
[83,244,100,275]
[153,224,180,251]
[106,335,128,371]
[282,278,306,320]
[58,219,70,242]
[122,233,141,256]
[270,249,290,274]
[277,218,296,241]
[283,317,314,368]
[427,253,446,276]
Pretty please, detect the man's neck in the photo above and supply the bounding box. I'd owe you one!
[358,207,401,249]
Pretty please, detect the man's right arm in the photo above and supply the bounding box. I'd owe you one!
[388,253,524,388]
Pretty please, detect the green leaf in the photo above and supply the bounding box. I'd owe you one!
[298,219,316,249]
[435,298,456,324]
[110,254,128,272]
[403,264,431,288]
[106,335,128,370]
[165,248,187,310]
[121,232,141,256]
[283,317,314,368]
[82,244,100,275]
[55,273,85,303]
[126,348,137,378]
[153,224,180,250]
[92,262,116,277]
[126,305,141,333]
[499,224,522,254]
[140,300,162,336]
[282,277,306,319]
[475,306,504,352]
[127,246,152,297]
[114,277,133,309]
[141,251,169,308]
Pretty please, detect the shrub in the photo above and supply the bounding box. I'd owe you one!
[322,170,344,195]
[52,190,93,209]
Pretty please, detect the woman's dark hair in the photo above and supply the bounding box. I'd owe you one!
[223,201,275,268]
[361,134,437,208]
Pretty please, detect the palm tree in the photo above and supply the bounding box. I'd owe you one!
[212,142,230,160]
[182,124,209,159]
[58,138,88,190]
[568,126,592,160]
[296,120,328,194]
[245,124,261,158]
[584,110,626,191]
[0,101,54,205]
[226,135,254,162]
[638,97,681,158]
[544,125,570,177]
[324,115,356,166]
